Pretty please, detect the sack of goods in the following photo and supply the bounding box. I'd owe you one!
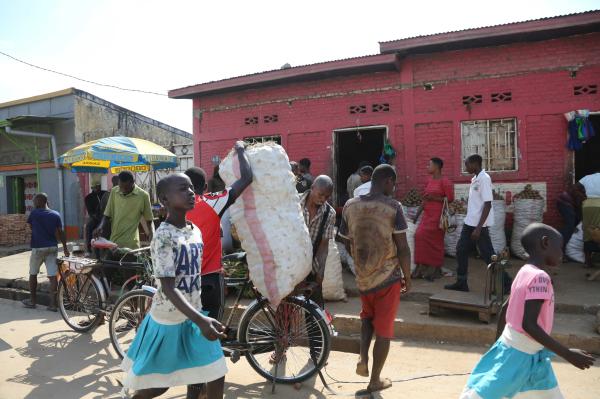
[401,188,423,222]
[219,143,312,307]
[323,239,347,301]
[337,241,356,275]
[565,223,585,263]
[407,220,419,273]
[490,197,507,254]
[444,200,467,257]
[510,185,545,260]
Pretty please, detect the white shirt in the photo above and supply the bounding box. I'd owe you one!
[579,173,600,198]
[353,181,372,197]
[464,169,494,227]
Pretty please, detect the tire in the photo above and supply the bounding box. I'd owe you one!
[109,289,153,359]
[58,272,104,333]
[237,296,331,384]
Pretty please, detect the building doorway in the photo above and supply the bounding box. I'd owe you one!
[575,115,600,181]
[333,126,386,206]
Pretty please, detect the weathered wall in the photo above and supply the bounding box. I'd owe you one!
[191,32,600,226]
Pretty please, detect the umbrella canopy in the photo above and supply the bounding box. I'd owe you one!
[58,136,178,173]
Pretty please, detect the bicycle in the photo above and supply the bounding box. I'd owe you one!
[56,247,153,333]
[109,252,336,385]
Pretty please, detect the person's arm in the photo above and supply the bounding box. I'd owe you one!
[56,226,70,257]
[84,195,94,216]
[496,298,509,339]
[315,208,336,282]
[393,233,411,293]
[94,190,114,239]
[336,207,352,253]
[472,176,493,240]
[523,300,594,369]
[160,277,226,341]
[229,141,253,202]
[141,192,154,241]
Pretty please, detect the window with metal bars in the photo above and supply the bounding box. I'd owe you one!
[461,118,518,173]
[243,135,282,145]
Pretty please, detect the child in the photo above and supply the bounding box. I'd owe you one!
[460,223,595,399]
[23,193,69,311]
[121,173,227,399]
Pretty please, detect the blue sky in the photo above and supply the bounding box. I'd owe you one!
[1,0,598,133]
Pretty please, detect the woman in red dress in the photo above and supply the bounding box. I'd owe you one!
[413,158,454,281]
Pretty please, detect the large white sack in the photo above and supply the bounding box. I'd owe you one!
[219,143,312,306]
[565,223,585,263]
[510,199,544,260]
[489,200,507,254]
[444,214,466,257]
[407,220,418,273]
[323,240,347,301]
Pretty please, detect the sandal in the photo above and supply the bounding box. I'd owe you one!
[22,299,36,309]
[367,377,392,393]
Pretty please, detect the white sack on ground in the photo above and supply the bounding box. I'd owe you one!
[407,220,418,273]
[510,199,544,260]
[565,223,585,263]
[337,242,356,275]
[219,143,312,306]
[444,214,466,257]
[323,240,347,301]
[402,206,421,224]
[489,200,507,254]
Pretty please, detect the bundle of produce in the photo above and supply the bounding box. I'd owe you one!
[444,214,466,257]
[401,189,423,221]
[493,190,505,200]
[219,143,312,307]
[323,240,347,301]
[511,185,545,259]
[490,200,507,254]
[448,199,468,215]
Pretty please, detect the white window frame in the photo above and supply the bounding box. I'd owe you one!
[461,118,518,173]
[243,135,282,145]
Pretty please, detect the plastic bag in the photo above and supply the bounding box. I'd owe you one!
[565,223,585,263]
[489,200,507,254]
[511,199,544,260]
[91,237,118,249]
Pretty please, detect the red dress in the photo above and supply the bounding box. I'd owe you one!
[414,177,454,268]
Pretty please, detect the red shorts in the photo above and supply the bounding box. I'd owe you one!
[359,281,401,339]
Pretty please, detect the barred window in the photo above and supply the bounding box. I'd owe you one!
[461,118,518,172]
[243,135,282,145]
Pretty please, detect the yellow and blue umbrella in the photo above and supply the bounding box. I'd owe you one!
[58,136,178,173]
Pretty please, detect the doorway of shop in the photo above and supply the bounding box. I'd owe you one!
[333,126,386,207]
[575,115,600,181]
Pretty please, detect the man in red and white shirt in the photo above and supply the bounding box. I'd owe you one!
[185,142,253,321]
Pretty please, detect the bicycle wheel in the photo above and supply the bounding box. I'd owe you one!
[58,272,104,333]
[109,289,153,359]
[238,296,331,384]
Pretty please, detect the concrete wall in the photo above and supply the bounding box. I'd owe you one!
[191,32,600,226]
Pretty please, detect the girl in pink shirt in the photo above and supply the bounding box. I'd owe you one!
[461,223,594,399]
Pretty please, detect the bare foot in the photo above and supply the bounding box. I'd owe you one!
[367,377,392,393]
[356,361,369,377]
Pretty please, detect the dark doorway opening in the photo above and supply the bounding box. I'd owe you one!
[334,127,386,206]
[6,176,25,214]
[575,115,600,181]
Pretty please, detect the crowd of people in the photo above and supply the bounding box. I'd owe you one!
[20,145,597,398]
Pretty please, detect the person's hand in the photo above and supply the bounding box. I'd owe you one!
[402,277,411,294]
[234,141,246,152]
[564,349,595,370]
[92,226,102,240]
[196,316,227,341]
[471,227,482,241]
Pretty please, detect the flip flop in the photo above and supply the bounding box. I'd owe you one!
[356,362,369,377]
[21,299,36,309]
[367,378,392,393]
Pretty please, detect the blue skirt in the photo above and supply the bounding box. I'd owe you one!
[121,314,227,390]
[460,326,563,399]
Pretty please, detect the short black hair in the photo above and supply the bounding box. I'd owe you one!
[359,165,373,176]
[156,173,190,203]
[521,222,562,254]
[466,154,483,166]
[358,161,370,169]
[184,167,207,194]
[33,193,48,206]
[299,158,311,169]
[431,157,444,169]
[111,175,120,186]
[371,164,396,184]
[118,171,134,183]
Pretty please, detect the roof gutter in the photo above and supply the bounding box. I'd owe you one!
[4,126,65,225]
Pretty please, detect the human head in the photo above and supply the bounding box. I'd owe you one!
[357,161,370,171]
[371,164,397,196]
[359,165,373,183]
[156,173,196,212]
[465,154,483,174]
[92,183,102,193]
[428,157,444,174]
[521,222,563,267]
[184,167,207,195]
[118,171,135,195]
[111,175,119,188]
[33,193,48,209]
[309,175,334,206]
[299,158,311,174]
[290,161,300,176]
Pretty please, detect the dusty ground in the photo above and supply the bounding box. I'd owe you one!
[1,299,598,399]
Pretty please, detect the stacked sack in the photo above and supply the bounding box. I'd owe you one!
[444,200,467,257]
[401,189,422,223]
[490,191,507,254]
[510,185,545,260]
[219,143,313,307]
[323,239,347,301]
[0,214,31,246]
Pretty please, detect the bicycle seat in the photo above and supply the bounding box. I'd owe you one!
[222,252,246,263]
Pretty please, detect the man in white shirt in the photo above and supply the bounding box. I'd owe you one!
[445,154,497,292]
[579,172,600,198]
[353,166,373,198]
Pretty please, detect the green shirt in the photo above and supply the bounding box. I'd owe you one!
[104,185,153,249]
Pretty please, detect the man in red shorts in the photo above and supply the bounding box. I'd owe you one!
[338,164,411,394]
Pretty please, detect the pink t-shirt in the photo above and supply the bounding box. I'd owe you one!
[506,264,555,336]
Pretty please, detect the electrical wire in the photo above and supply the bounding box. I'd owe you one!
[323,366,470,385]
[0,50,167,96]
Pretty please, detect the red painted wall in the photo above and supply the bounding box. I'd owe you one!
[191,32,600,226]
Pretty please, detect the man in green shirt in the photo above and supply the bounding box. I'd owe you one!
[93,171,153,249]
